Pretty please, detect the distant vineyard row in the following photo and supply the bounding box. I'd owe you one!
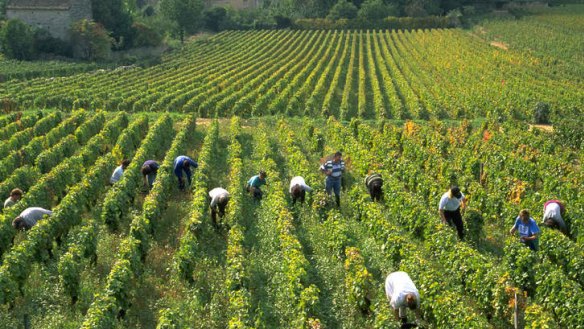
[0,29,581,120]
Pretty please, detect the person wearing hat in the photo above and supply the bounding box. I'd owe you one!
[438,186,466,240]
[289,176,312,205]
[246,170,267,201]
[320,151,345,207]
[510,209,540,251]
[365,172,383,202]
[542,199,568,236]
[209,187,230,227]
[4,188,23,209]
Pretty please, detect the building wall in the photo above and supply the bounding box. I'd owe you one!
[5,0,92,41]
[70,0,92,22]
[6,8,71,40]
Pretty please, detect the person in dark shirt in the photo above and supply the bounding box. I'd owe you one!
[173,155,198,190]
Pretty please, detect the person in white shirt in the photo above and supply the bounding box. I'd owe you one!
[289,176,312,204]
[12,207,53,230]
[438,186,466,240]
[110,159,130,185]
[209,187,230,226]
[385,271,422,325]
[542,200,568,236]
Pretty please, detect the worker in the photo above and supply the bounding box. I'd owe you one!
[246,170,267,201]
[365,173,383,202]
[4,188,23,209]
[385,271,422,326]
[320,151,345,207]
[542,199,568,236]
[289,176,312,204]
[173,155,198,190]
[110,159,130,184]
[12,207,53,230]
[510,209,540,251]
[209,187,230,226]
[141,160,160,189]
[438,186,466,240]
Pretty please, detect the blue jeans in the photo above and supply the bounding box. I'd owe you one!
[325,176,341,197]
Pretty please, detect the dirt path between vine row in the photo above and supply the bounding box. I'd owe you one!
[529,124,554,132]
[490,41,509,50]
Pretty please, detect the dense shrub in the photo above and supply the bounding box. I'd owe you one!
[327,0,358,20]
[71,19,113,61]
[554,108,583,149]
[131,22,163,48]
[294,15,452,29]
[0,19,35,60]
[533,101,550,124]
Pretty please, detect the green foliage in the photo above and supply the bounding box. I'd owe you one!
[160,0,205,43]
[464,208,485,247]
[0,19,35,60]
[71,19,113,61]
[358,0,397,20]
[91,0,134,48]
[533,101,550,124]
[327,0,358,19]
[554,109,583,149]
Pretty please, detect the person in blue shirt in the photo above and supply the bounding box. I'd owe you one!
[510,209,540,251]
[246,170,267,201]
[173,155,198,190]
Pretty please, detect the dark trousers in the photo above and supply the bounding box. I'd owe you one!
[444,208,464,240]
[367,181,383,202]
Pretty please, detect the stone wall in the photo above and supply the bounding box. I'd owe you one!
[70,0,92,22]
[6,8,71,40]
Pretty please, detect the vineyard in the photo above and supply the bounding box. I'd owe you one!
[477,5,584,78]
[0,5,582,329]
[0,28,582,121]
[0,111,581,329]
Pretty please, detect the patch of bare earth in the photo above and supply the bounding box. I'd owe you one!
[490,41,509,50]
[529,124,554,132]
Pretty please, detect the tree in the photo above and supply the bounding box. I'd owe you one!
[71,19,113,61]
[358,0,398,20]
[327,0,358,19]
[203,6,228,32]
[403,0,441,17]
[160,0,204,43]
[0,19,35,60]
[91,0,134,49]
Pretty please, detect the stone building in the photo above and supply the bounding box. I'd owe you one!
[6,0,92,41]
[206,0,260,10]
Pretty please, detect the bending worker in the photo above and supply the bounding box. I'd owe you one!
[289,176,312,205]
[174,155,198,190]
[385,271,422,326]
[12,207,53,231]
[209,187,230,227]
[542,199,568,236]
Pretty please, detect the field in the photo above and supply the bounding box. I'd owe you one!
[0,111,581,329]
[0,28,582,121]
[0,5,583,329]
